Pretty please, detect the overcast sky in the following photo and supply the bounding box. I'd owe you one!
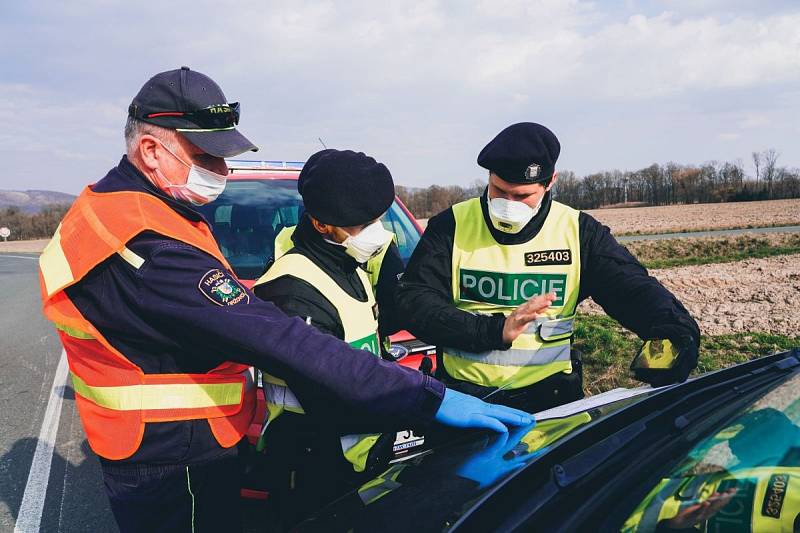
[1,0,798,194]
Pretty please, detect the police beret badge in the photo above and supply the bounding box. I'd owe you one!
[199,269,249,306]
[524,164,541,182]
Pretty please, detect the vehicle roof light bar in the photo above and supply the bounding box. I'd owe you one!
[226,159,306,171]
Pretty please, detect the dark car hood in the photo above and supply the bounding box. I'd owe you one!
[297,386,662,532]
[298,349,800,532]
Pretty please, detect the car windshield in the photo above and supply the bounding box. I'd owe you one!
[197,179,421,279]
[619,373,800,532]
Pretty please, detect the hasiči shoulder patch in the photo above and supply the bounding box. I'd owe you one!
[199,269,249,306]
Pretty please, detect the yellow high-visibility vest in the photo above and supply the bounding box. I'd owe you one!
[443,198,581,389]
[254,252,381,472]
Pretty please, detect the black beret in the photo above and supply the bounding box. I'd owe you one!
[477,122,560,184]
[298,149,395,227]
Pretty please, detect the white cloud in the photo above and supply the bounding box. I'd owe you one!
[1,1,799,189]
[738,113,771,129]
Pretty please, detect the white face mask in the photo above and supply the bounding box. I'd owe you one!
[487,196,542,234]
[154,142,228,206]
[329,220,394,263]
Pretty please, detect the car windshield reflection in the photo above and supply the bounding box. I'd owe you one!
[620,374,800,532]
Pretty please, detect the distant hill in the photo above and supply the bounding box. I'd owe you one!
[0,190,76,213]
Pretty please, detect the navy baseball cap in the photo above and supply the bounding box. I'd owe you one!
[128,66,258,158]
[477,122,560,185]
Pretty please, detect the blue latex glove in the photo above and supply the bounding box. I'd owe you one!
[458,423,544,488]
[434,388,534,433]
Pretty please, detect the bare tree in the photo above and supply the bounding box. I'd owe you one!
[762,149,779,199]
[752,151,762,188]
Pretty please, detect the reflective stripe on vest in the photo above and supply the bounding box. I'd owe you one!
[443,198,581,389]
[445,343,570,367]
[39,187,256,460]
[254,251,382,472]
[70,371,247,411]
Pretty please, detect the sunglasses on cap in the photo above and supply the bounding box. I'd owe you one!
[129,102,240,131]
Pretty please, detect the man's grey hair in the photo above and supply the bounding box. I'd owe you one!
[124,117,178,156]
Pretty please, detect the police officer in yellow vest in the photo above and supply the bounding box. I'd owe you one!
[396,123,701,413]
[253,149,408,525]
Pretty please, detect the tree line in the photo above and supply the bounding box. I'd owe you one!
[397,149,800,217]
[2,149,798,239]
[0,205,70,241]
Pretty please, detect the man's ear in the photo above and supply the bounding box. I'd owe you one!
[138,135,161,171]
[309,216,331,235]
[545,171,558,192]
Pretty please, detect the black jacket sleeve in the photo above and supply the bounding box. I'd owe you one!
[577,212,700,344]
[374,242,405,337]
[395,209,509,352]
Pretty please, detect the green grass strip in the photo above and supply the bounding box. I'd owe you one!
[624,233,800,269]
[642,245,800,269]
[574,314,800,395]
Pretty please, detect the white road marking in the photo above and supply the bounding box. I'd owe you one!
[14,350,69,533]
[0,255,38,260]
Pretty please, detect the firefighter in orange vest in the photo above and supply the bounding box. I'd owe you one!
[39,67,534,533]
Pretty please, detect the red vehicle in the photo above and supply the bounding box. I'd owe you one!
[196,160,436,498]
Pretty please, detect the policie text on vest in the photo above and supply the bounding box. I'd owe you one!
[459,269,567,307]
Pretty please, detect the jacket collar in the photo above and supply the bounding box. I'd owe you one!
[91,155,206,223]
[291,214,360,274]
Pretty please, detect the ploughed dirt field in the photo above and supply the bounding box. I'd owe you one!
[579,253,800,336]
[586,198,800,235]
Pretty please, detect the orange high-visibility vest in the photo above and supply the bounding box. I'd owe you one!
[39,186,256,460]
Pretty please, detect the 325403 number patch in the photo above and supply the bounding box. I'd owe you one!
[524,249,572,266]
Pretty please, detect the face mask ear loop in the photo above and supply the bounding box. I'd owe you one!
[156,139,192,170]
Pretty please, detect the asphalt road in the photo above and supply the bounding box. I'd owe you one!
[0,253,272,532]
[0,253,117,533]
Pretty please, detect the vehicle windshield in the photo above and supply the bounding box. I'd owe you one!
[197,179,421,279]
[620,373,800,532]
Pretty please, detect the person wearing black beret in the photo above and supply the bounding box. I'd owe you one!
[252,149,411,525]
[396,122,701,413]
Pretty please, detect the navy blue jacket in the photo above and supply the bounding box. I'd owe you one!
[65,157,444,465]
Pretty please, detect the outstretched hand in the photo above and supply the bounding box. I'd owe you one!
[502,293,556,344]
[434,389,534,433]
